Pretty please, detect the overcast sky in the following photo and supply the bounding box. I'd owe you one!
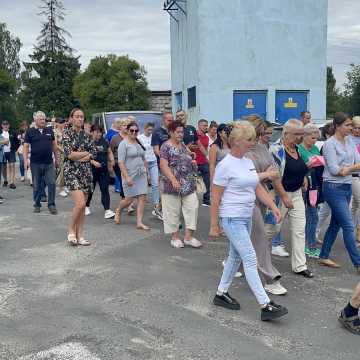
[1,0,360,90]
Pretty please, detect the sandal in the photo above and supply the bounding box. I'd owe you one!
[67,233,78,246]
[137,224,150,231]
[78,237,91,246]
[338,311,360,335]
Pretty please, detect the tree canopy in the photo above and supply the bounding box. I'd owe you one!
[73,54,151,118]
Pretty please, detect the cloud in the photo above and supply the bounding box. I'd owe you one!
[1,0,360,91]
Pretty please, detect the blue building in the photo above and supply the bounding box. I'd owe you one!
[165,0,328,124]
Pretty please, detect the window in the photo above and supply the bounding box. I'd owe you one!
[175,92,182,110]
[187,86,196,108]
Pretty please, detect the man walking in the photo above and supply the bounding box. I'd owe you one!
[195,119,211,206]
[0,131,9,203]
[0,120,20,189]
[23,111,58,214]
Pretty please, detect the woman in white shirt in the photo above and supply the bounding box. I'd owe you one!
[210,122,288,321]
[138,122,162,220]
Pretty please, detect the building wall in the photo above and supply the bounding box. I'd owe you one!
[150,91,172,112]
[170,0,328,124]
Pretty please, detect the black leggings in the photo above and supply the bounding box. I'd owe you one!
[113,163,125,198]
[86,167,111,210]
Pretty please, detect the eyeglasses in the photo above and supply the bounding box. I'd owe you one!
[129,129,139,133]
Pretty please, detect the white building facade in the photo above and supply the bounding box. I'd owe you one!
[167,0,328,124]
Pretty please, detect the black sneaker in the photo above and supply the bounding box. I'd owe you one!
[338,310,360,335]
[9,183,16,189]
[202,200,211,207]
[33,206,41,213]
[213,292,241,310]
[48,206,58,215]
[261,301,288,321]
[3,181,8,187]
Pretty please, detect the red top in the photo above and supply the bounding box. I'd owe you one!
[195,130,209,165]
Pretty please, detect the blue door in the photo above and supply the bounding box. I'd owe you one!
[275,91,308,124]
[233,91,267,120]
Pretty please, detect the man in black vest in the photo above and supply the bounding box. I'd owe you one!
[23,111,58,214]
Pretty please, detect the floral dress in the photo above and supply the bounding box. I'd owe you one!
[63,126,97,193]
[160,142,196,196]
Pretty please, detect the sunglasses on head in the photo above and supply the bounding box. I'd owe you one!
[129,128,139,133]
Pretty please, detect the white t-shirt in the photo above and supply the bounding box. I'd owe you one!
[2,131,10,153]
[213,154,259,218]
[138,133,156,162]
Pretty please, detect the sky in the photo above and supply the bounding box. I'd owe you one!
[1,0,360,91]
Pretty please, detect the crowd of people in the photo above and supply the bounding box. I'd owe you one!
[1,108,360,330]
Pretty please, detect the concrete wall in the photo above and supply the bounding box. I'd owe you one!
[170,0,328,124]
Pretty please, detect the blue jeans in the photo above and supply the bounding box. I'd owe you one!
[148,160,160,205]
[305,204,319,249]
[18,153,25,177]
[265,194,284,247]
[218,217,270,305]
[31,163,56,208]
[320,182,360,267]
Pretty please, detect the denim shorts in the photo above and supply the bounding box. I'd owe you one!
[3,151,16,163]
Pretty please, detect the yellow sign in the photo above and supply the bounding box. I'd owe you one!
[245,99,255,109]
[284,97,298,108]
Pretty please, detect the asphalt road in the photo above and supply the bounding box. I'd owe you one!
[0,181,359,360]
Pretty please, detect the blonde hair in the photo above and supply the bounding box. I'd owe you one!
[283,118,303,134]
[113,117,129,128]
[352,116,360,127]
[229,121,256,147]
[241,114,265,137]
[303,123,320,137]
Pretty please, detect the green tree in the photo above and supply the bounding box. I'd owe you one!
[344,63,360,116]
[18,0,80,119]
[0,23,22,77]
[326,66,339,117]
[73,54,151,118]
[0,68,17,123]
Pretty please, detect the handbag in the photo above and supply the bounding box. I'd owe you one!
[196,175,206,196]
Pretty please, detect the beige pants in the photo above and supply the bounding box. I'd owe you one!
[352,177,360,227]
[162,192,199,234]
[264,188,307,273]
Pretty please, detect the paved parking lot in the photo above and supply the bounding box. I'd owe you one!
[0,182,359,359]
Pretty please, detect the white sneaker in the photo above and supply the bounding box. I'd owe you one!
[85,207,91,216]
[183,237,203,248]
[171,239,184,248]
[222,260,243,278]
[59,190,68,197]
[264,281,287,296]
[104,209,115,219]
[20,176,25,182]
[271,245,290,257]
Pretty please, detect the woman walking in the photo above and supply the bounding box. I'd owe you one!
[17,121,28,182]
[319,112,360,271]
[211,122,288,321]
[297,123,324,258]
[115,122,150,230]
[63,108,97,246]
[160,120,201,248]
[54,117,68,197]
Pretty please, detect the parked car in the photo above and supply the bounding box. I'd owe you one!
[92,111,163,132]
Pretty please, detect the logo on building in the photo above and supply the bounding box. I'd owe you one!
[245,99,255,109]
[284,98,298,108]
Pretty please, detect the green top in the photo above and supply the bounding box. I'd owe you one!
[297,143,320,164]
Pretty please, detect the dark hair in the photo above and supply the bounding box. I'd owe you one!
[321,122,335,138]
[90,124,104,133]
[212,123,230,149]
[144,122,155,129]
[209,121,218,129]
[300,111,310,118]
[55,117,65,124]
[168,120,184,133]
[126,122,146,151]
[333,112,351,129]
[198,118,208,125]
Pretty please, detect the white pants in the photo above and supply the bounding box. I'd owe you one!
[265,189,307,273]
[352,177,360,227]
[316,202,331,237]
[161,192,199,234]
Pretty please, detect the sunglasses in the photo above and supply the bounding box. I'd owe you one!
[129,129,139,133]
